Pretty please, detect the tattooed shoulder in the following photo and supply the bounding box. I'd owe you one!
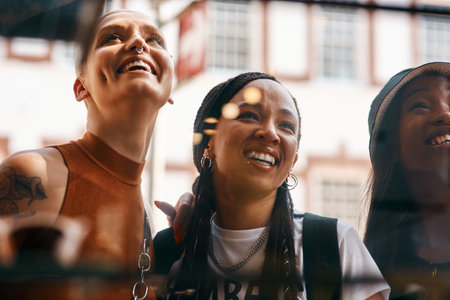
[0,166,47,217]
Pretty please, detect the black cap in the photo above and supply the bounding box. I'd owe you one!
[368,62,450,162]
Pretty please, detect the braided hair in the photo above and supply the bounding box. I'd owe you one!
[173,72,302,299]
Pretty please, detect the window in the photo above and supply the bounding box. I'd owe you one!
[321,179,361,226]
[315,6,358,79]
[418,14,450,63]
[208,1,251,70]
[6,38,53,62]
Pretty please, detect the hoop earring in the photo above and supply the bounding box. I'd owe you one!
[201,155,212,171]
[282,173,298,190]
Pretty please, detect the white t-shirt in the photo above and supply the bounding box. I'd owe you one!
[168,213,390,299]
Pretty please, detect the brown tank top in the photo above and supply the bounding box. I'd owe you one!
[52,132,155,299]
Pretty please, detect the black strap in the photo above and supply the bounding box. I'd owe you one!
[303,212,342,300]
[153,227,183,275]
[144,211,151,248]
[152,212,342,298]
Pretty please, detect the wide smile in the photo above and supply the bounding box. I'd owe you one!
[245,151,277,167]
[117,58,157,75]
[428,133,450,146]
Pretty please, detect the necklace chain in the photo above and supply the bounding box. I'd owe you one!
[208,224,270,273]
[132,213,151,299]
[132,238,151,300]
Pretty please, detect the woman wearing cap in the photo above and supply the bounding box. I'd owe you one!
[155,72,389,299]
[364,62,450,299]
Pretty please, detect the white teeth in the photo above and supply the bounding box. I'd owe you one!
[431,134,450,145]
[122,60,151,73]
[247,151,275,166]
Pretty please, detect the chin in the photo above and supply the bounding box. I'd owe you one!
[127,86,168,105]
[250,179,280,193]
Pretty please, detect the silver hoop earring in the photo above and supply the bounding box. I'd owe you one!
[201,155,212,171]
[136,48,143,54]
[282,173,298,190]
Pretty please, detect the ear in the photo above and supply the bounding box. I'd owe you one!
[205,140,216,160]
[73,78,89,102]
[291,152,299,169]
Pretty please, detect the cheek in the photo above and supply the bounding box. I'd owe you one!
[215,136,236,160]
[398,118,420,145]
[397,122,409,155]
[397,120,422,163]
[212,129,242,162]
[90,49,113,72]
[285,140,298,162]
[154,50,174,75]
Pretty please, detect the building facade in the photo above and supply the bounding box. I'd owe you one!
[1,0,449,233]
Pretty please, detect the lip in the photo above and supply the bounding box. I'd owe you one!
[244,146,280,168]
[425,128,450,146]
[117,56,157,76]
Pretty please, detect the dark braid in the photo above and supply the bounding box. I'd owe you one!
[260,185,301,299]
[173,72,302,299]
[173,169,215,297]
[283,187,301,299]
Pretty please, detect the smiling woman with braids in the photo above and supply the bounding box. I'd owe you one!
[154,72,389,300]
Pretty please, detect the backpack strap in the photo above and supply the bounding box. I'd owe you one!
[153,227,183,275]
[302,212,342,300]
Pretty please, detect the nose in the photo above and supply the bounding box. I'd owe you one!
[127,34,149,54]
[255,122,280,145]
[431,102,450,125]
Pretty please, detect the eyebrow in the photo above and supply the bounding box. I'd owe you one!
[95,24,122,44]
[97,24,123,35]
[96,24,166,43]
[238,102,297,119]
[403,87,430,102]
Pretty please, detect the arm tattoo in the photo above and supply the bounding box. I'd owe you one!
[0,166,47,217]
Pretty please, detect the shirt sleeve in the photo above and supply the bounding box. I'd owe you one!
[337,222,391,300]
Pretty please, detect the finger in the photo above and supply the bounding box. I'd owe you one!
[154,201,176,226]
[173,193,194,244]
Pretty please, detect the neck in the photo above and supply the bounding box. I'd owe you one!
[405,170,450,214]
[415,211,450,263]
[214,188,277,230]
[86,112,158,163]
[405,171,450,263]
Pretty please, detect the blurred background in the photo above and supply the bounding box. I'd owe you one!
[1,0,449,236]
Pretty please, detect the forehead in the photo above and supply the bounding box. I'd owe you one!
[403,75,450,97]
[95,11,161,34]
[232,79,296,109]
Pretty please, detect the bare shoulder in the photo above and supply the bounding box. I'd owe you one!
[0,147,67,223]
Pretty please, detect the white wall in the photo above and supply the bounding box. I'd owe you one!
[0,42,86,152]
[267,1,309,77]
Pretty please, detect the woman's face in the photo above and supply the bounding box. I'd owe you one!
[76,11,174,116]
[398,75,450,177]
[208,79,299,195]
